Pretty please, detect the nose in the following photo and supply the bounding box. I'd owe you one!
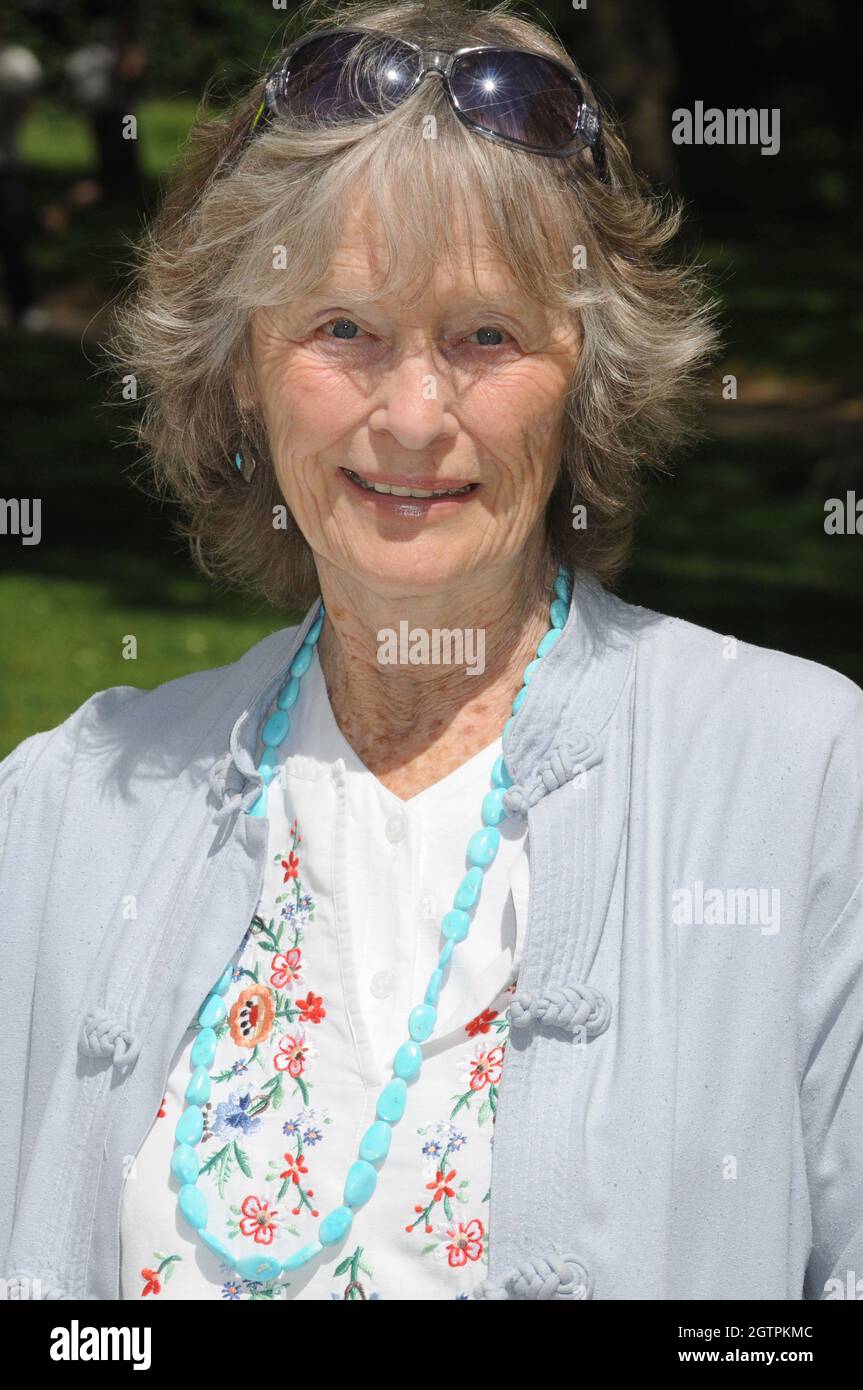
[368,350,459,451]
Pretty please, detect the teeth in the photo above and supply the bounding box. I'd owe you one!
[344,469,474,498]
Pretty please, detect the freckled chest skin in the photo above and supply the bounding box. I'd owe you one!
[243,196,579,798]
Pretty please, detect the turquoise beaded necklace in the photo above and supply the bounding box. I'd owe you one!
[170,564,573,1284]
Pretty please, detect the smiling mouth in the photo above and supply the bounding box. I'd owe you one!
[341,467,479,499]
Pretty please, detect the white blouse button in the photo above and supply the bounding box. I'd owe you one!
[385,811,407,843]
[370,970,395,999]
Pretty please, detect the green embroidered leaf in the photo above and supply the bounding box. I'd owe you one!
[234,1142,252,1178]
[421,1243,437,1256]
[199,1143,230,1177]
[334,1257,352,1277]
[478,1098,491,1127]
[358,1259,373,1278]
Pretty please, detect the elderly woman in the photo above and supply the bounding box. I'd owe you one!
[2,0,861,1305]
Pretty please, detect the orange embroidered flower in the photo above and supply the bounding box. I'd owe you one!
[228,985,276,1048]
[426,1168,457,1202]
[281,853,300,882]
[279,1152,309,1185]
[239,1195,279,1245]
[140,1267,161,1296]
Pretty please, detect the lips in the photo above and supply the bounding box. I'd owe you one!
[340,467,479,499]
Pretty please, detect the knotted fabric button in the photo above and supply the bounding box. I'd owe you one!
[475,1251,592,1300]
[507,982,611,1039]
[78,1006,141,1067]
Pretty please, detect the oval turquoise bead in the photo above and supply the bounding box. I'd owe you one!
[522,658,543,686]
[481,788,508,827]
[198,994,226,1029]
[178,1183,207,1230]
[235,1253,282,1281]
[282,1241,323,1272]
[537,627,563,658]
[454,866,484,910]
[175,1105,204,1147]
[550,597,569,628]
[408,1003,437,1042]
[261,709,290,747]
[257,748,278,784]
[213,966,234,997]
[319,1205,353,1246]
[247,791,267,817]
[424,968,444,1006]
[376,1078,408,1123]
[359,1119,392,1164]
[200,1229,232,1264]
[467,827,500,869]
[393,1040,423,1080]
[171,1143,200,1185]
[512,686,528,714]
[554,569,572,602]
[277,676,300,710]
[290,644,313,678]
[441,909,470,943]
[191,1026,217,1068]
[439,939,455,969]
[306,614,324,644]
[185,1065,211,1107]
[344,1159,378,1208]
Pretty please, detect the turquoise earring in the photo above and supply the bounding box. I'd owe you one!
[234,442,257,483]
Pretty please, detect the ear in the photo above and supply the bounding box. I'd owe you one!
[232,349,259,416]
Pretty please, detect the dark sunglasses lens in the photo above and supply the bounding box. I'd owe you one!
[275,32,420,120]
[451,50,583,150]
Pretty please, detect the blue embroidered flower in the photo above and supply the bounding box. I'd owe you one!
[282,1118,301,1138]
[303,1126,323,1146]
[221,1276,243,1300]
[422,1138,442,1158]
[212,1088,263,1138]
[448,1130,468,1152]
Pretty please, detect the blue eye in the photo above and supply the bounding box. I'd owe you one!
[322,318,365,340]
[470,327,507,347]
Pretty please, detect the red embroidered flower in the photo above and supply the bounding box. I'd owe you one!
[239,1195,279,1244]
[281,853,300,882]
[468,1044,504,1091]
[465,1008,498,1037]
[279,1152,309,1185]
[273,1033,310,1078]
[296,991,326,1025]
[445,1218,485,1268]
[140,1267,161,1296]
[270,947,302,991]
[426,1168,457,1202]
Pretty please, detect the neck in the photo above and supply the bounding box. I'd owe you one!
[313,542,557,779]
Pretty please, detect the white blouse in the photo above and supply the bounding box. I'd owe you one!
[120,649,530,1300]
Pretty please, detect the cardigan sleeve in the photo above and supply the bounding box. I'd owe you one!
[0,728,56,1270]
[798,690,863,1300]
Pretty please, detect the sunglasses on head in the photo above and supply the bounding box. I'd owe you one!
[245,27,607,178]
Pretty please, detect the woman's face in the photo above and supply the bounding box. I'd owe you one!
[247,199,580,595]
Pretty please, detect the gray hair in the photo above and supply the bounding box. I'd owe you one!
[105,0,722,610]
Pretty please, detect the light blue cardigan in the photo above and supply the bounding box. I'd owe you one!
[2,572,862,1301]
